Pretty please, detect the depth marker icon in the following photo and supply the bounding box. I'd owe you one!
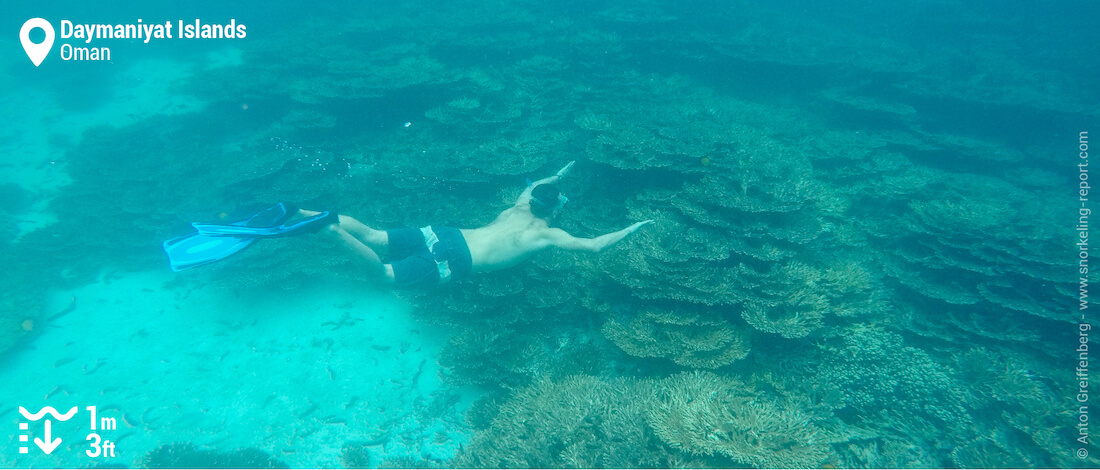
[18,406,77,455]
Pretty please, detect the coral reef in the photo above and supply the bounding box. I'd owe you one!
[436,326,545,389]
[459,372,843,469]
[950,347,1088,468]
[647,371,836,469]
[3,0,1085,466]
[863,170,1072,354]
[949,438,1032,469]
[137,443,288,468]
[817,326,971,427]
[455,375,668,468]
[340,440,372,468]
[376,456,442,469]
[602,309,750,368]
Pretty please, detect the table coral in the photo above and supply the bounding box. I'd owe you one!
[602,309,750,368]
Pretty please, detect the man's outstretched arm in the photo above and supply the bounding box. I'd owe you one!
[515,161,574,206]
[543,220,654,253]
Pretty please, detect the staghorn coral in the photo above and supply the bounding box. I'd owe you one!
[817,149,936,202]
[462,131,571,178]
[580,104,863,338]
[455,375,669,468]
[819,260,887,317]
[602,309,751,369]
[998,395,1094,468]
[458,371,847,469]
[838,438,941,468]
[586,128,887,338]
[647,371,835,469]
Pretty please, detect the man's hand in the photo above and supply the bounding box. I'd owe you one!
[556,161,575,178]
[626,220,654,234]
[520,161,577,206]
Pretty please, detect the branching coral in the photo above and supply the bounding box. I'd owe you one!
[455,376,667,468]
[599,206,748,307]
[998,394,1092,468]
[437,326,546,389]
[951,347,1046,409]
[837,437,941,468]
[819,261,887,317]
[948,347,1086,467]
[459,371,843,469]
[646,371,835,469]
[816,325,972,433]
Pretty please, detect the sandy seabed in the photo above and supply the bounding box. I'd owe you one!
[1,270,472,468]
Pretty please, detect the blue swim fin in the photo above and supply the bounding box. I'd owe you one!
[191,210,336,238]
[163,203,295,272]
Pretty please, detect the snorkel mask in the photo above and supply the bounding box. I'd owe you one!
[548,193,568,213]
[531,187,569,219]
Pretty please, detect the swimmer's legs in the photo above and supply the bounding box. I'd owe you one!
[301,209,395,284]
[300,210,390,257]
[328,225,395,283]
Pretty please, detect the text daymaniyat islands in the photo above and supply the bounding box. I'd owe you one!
[40,19,246,62]
[61,19,246,44]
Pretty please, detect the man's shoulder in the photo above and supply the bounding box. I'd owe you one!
[495,206,541,224]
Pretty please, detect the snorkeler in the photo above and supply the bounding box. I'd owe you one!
[303,161,654,288]
[164,162,652,283]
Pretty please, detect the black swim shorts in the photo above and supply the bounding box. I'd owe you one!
[386,226,473,288]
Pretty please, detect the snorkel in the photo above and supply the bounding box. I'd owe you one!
[529,182,568,219]
[544,193,568,217]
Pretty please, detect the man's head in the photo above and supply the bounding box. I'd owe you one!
[530,184,568,219]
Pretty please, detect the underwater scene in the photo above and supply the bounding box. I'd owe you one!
[1,0,1097,467]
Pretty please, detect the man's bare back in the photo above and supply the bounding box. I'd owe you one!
[461,206,553,273]
[313,161,652,288]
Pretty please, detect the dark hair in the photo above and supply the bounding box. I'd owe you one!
[530,184,561,219]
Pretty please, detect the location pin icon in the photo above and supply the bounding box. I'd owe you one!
[20,18,55,67]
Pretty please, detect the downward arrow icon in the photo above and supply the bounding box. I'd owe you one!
[34,419,61,454]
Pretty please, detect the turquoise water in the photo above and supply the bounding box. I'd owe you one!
[1,0,1096,468]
